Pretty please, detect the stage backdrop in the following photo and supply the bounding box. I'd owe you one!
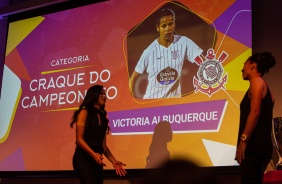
[0,0,251,171]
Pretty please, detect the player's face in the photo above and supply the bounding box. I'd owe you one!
[156,15,175,42]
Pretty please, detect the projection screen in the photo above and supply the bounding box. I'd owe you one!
[0,0,251,171]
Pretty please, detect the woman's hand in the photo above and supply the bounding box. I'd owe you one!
[112,160,127,176]
[92,152,106,166]
[235,141,247,164]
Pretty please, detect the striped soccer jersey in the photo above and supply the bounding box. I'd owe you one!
[135,35,203,99]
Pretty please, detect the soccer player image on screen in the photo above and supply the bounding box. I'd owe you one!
[129,8,203,99]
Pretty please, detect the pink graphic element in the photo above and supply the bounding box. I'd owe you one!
[0,148,25,171]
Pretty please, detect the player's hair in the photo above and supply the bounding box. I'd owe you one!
[248,51,276,76]
[156,8,175,26]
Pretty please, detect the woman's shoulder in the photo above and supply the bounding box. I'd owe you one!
[79,108,88,115]
[78,106,92,116]
[249,77,267,95]
[250,77,265,87]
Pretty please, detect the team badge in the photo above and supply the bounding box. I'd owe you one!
[193,48,228,96]
[171,50,179,60]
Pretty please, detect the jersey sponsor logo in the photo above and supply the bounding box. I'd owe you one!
[157,67,178,85]
[193,48,228,96]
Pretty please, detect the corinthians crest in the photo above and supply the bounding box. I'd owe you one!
[193,48,228,96]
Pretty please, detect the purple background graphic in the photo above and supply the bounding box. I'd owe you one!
[213,0,251,48]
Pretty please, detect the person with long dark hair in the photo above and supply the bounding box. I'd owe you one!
[70,85,126,184]
[236,52,276,184]
[145,121,172,168]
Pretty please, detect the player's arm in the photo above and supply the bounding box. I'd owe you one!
[129,71,141,96]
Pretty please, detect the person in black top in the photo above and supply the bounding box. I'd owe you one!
[70,85,126,184]
[236,52,276,184]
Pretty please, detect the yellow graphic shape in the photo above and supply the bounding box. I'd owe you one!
[224,49,251,91]
[5,16,45,56]
[0,65,21,143]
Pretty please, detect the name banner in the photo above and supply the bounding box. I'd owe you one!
[109,99,227,134]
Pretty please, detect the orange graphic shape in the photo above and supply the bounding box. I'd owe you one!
[5,48,31,81]
[214,30,250,66]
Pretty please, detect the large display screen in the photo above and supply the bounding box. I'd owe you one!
[0,0,251,171]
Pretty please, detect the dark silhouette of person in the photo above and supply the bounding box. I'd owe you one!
[145,121,172,168]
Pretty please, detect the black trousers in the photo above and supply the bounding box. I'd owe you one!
[73,149,103,184]
[240,155,270,184]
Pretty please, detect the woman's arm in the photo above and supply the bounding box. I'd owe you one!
[242,77,265,139]
[103,136,127,176]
